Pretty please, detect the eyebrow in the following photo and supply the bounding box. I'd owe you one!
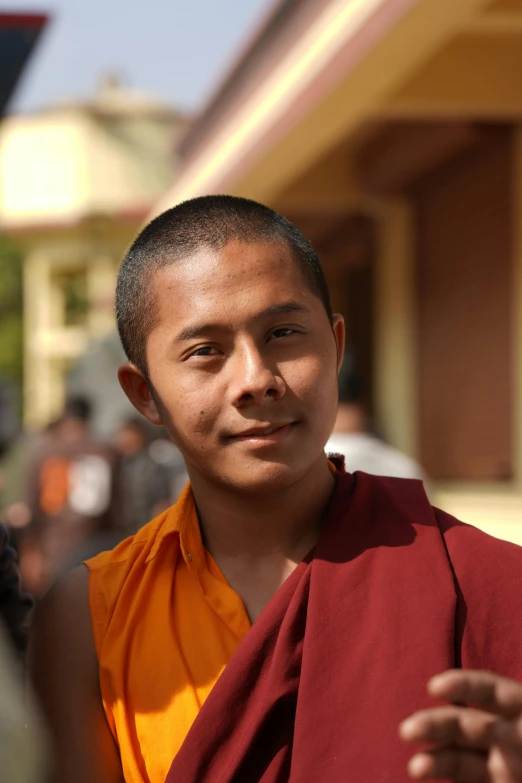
[174,300,309,343]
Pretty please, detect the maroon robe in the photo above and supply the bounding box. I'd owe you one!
[166,470,522,783]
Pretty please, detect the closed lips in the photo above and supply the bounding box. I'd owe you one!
[232,423,295,437]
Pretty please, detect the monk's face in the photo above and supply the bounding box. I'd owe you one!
[135,240,343,492]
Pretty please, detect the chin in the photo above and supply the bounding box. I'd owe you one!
[218,456,315,495]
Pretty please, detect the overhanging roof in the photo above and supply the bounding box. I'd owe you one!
[153,0,419,212]
[154,0,505,214]
[0,12,48,117]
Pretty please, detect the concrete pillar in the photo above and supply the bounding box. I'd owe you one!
[23,250,55,427]
[512,130,522,488]
[373,199,418,457]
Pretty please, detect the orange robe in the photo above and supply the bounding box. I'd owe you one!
[85,484,251,783]
[87,470,522,783]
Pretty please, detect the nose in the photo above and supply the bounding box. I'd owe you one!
[228,342,286,408]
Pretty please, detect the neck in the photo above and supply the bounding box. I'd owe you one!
[188,455,335,622]
[189,454,335,564]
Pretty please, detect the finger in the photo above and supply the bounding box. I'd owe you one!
[428,671,522,719]
[488,744,522,783]
[408,748,488,781]
[400,705,497,750]
[494,716,522,749]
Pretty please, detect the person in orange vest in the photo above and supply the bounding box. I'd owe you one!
[21,397,123,596]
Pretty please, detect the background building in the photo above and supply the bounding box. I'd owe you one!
[0,11,48,448]
[0,77,185,431]
[153,0,522,542]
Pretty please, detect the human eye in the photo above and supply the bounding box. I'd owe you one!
[270,327,296,340]
[189,345,220,358]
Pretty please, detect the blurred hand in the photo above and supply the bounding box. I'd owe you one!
[3,502,31,529]
[400,670,522,781]
[19,542,45,596]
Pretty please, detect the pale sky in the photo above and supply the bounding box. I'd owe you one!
[5,0,272,114]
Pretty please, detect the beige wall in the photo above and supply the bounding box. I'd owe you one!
[0,105,178,230]
[0,92,182,428]
[373,129,522,544]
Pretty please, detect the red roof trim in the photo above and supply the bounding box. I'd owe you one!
[0,12,47,29]
[213,0,417,194]
[192,0,294,112]
[179,0,319,159]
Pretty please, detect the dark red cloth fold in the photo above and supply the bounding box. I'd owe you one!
[166,471,522,783]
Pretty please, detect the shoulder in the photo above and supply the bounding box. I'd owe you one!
[29,567,125,782]
[435,507,522,568]
[31,566,92,652]
[86,507,174,572]
[434,507,522,586]
[348,470,427,509]
[85,508,179,655]
[29,566,95,700]
[433,508,522,674]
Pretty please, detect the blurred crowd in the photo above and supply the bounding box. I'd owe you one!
[0,395,188,599]
[0,394,187,779]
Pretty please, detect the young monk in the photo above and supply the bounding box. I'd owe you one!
[29,196,522,783]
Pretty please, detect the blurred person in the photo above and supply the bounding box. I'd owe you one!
[0,425,53,551]
[0,522,32,657]
[113,417,186,533]
[326,359,424,479]
[0,622,49,783]
[148,431,190,501]
[0,523,49,781]
[28,197,522,783]
[20,396,123,596]
[57,422,189,573]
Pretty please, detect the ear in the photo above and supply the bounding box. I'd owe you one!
[117,362,163,426]
[331,314,346,373]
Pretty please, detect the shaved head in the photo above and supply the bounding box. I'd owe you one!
[115,195,333,376]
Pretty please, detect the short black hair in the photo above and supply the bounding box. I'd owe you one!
[116,195,333,377]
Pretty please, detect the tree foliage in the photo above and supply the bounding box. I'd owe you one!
[0,237,23,386]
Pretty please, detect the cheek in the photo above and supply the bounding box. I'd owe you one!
[285,355,338,439]
[285,349,336,403]
[153,372,222,441]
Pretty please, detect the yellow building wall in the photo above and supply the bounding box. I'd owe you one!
[0,114,90,225]
[0,92,181,428]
